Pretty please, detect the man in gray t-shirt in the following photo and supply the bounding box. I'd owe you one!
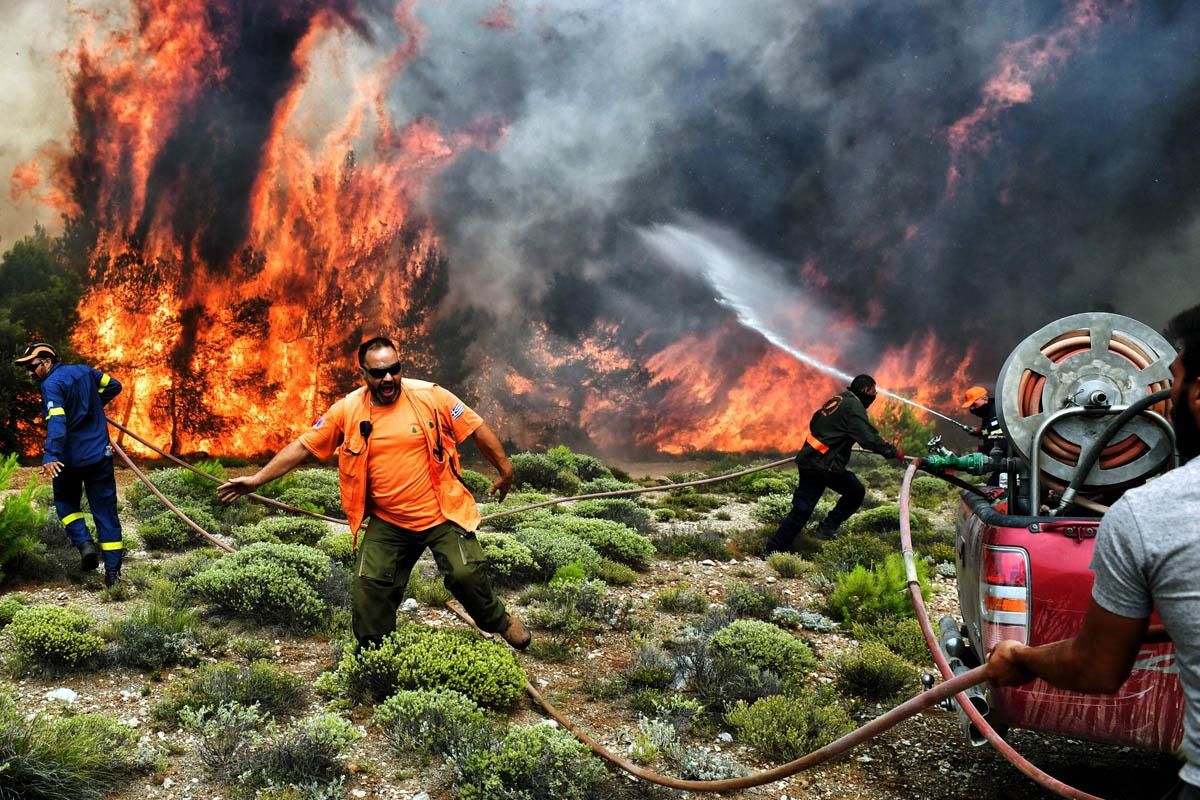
[988,303,1200,800]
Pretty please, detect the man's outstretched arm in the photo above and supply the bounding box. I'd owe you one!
[987,598,1149,694]
[469,422,513,501]
[217,439,312,502]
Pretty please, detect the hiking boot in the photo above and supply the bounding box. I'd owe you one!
[77,540,99,572]
[104,569,121,589]
[500,613,531,650]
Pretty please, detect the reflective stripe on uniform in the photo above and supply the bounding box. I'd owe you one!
[100,541,123,551]
[61,511,86,526]
[805,433,830,454]
[99,373,111,392]
[47,407,66,416]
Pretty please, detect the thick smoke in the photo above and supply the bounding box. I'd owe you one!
[392,0,1200,375]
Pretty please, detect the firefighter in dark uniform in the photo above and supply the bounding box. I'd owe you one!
[961,386,1005,487]
[764,374,904,556]
[15,343,125,585]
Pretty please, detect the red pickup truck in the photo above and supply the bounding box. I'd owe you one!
[933,311,1182,751]
[948,493,1184,751]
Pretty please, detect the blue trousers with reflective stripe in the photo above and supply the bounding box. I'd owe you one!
[53,456,123,571]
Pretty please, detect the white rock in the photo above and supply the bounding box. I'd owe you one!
[163,777,175,789]
[700,559,715,566]
[857,754,873,763]
[717,732,733,743]
[400,598,420,613]
[351,791,367,799]
[412,793,431,800]
[45,688,78,704]
[765,576,777,584]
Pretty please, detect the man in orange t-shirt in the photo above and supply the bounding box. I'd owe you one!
[218,336,528,650]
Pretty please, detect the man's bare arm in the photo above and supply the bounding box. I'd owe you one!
[987,599,1149,693]
[217,440,312,503]
[469,422,513,501]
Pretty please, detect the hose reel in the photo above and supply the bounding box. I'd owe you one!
[995,312,1176,496]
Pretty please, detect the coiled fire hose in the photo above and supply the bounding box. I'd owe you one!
[107,419,1096,796]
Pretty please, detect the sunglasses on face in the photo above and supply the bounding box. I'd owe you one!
[364,362,402,379]
[24,360,43,373]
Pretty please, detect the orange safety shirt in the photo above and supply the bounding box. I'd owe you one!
[299,379,483,544]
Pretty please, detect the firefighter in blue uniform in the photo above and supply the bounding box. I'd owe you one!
[15,343,125,585]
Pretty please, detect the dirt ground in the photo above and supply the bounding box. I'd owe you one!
[0,463,1186,800]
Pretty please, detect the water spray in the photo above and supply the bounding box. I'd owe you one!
[639,221,974,432]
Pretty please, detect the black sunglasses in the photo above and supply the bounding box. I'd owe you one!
[24,359,44,373]
[364,362,402,379]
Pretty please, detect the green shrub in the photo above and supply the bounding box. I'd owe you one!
[813,532,893,578]
[909,475,959,509]
[257,468,342,515]
[460,469,493,498]
[511,527,602,580]
[723,579,782,620]
[230,634,274,662]
[710,619,814,677]
[233,516,330,547]
[316,624,525,709]
[186,543,333,629]
[684,639,783,711]
[525,578,620,635]
[159,548,222,582]
[238,713,361,795]
[594,558,637,585]
[138,503,221,550]
[828,553,929,624]
[476,532,538,586]
[660,487,723,512]
[0,696,153,800]
[458,724,609,800]
[153,660,305,725]
[478,492,555,533]
[566,450,613,482]
[510,452,582,494]
[842,504,931,540]
[567,499,655,536]
[8,605,103,672]
[751,492,794,526]
[181,703,359,795]
[542,516,655,568]
[835,640,918,703]
[654,508,676,522]
[729,527,768,558]
[0,592,30,628]
[924,541,957,565]
[105,587,199,670]
[651,528,730,560]
[527,638,574,663]
[850,617,930,665]
[766,552,809,578]
[315,530,354,565]
[735,471,797,498]
[0,453,46,583]
[622,645,676,689]
[126,464,222,520]
[579,476,640,494]
[654,587,709,614]
[375,689,495,759]
[406,568,451,606]
[725,689,854,760]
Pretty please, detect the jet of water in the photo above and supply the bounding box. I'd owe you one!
[639,220,968,428]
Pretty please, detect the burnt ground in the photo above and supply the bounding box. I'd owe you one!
[0,461,1186,800]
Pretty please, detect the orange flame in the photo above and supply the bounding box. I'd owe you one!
[39,0,503,454]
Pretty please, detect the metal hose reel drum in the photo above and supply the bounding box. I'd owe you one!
[995,312,1176,495]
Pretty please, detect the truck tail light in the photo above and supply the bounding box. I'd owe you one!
[981,545,1031,652]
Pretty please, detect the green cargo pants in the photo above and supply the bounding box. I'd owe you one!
[351,517,507,646]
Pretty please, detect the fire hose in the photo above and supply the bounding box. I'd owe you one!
[898,459,1102,800]
[107,420,1096,796]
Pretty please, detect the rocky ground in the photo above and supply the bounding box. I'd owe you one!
[0,461,1186,800]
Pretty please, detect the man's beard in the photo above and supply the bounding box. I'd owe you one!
[1173,401,1200,465]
